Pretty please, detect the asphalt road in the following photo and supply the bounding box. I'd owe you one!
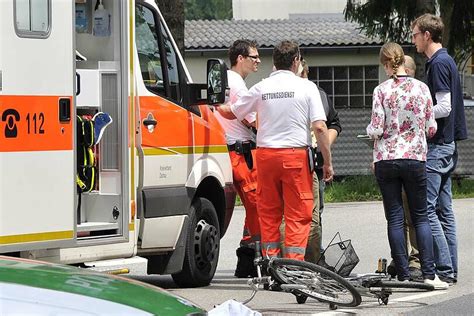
[130,198,474,315]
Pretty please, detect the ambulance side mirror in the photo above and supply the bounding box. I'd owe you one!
[207,59,228,105]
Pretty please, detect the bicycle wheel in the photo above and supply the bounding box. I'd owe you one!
[374,280,434,291]
[269,258,362,307]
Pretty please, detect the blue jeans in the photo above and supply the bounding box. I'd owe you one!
[375,159,436,280]
[426,142,457,279]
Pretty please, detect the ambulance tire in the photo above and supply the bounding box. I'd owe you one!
[172,197,220,287]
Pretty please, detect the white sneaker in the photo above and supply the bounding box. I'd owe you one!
[424,275,449,290]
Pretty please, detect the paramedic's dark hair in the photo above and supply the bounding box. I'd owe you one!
[229,39,258,67]
[273,40,300,70]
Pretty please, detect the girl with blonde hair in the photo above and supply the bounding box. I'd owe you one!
[367,42,447,289]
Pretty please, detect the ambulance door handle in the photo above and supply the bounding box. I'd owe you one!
[143,114,157,133]
[59,98,71,122]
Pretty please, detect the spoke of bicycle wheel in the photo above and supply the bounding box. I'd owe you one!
[277,265,354,304]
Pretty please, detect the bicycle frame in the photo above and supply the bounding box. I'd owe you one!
[346,273,393,304]
[346,272,434,305]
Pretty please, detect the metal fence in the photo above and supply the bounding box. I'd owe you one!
[332,107,474,177]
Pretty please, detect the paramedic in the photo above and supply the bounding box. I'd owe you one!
[216,40,333,260]
[214,39,261,277]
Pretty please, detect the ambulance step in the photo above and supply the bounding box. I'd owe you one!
[77,222,119,236]
[84,256,148,275]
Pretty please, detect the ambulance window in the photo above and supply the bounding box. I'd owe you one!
[14,0,51,38]
[136,5,166,96]
[160,21,181,102]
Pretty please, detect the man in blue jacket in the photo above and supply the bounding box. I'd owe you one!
[411,13,468,284]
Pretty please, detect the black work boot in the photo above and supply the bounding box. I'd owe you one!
[387,260,397,278]
[234,246,257,278]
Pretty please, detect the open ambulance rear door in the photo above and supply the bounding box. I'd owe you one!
[0,0,75,252]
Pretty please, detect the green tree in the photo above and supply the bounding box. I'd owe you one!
[344,0,472,73]
[185,0,232,20]
[156,0,185,56]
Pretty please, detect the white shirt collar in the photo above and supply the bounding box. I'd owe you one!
[269,70,296,77]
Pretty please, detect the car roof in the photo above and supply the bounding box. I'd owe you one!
[0,256,205,315]
[1,282,152,315]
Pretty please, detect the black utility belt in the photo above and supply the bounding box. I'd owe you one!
[228,141,256,154]
[309,147,324,171]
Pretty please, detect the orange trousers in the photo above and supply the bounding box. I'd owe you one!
[256,148,313,260]
[230,149,260,245]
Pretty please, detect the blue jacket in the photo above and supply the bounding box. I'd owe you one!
[425,48,468,143]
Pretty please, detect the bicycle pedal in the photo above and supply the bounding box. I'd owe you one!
[293,292,308,304]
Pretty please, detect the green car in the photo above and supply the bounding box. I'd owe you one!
[0,256,206,315]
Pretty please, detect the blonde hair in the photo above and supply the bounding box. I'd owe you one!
[379,42,405,80]
[404,55,416,77]
[298,58,309,78]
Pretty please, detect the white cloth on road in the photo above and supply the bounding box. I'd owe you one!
[209,299,262,316]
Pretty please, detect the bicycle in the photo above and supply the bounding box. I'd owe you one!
[243,234,434,310]
[242,241,362,309]
[316,232,434,306]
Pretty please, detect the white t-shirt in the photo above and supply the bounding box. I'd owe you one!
[231,70,326,148]
[214,70,256,145]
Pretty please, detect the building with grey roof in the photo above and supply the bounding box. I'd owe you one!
[185,14,381,50]
[183,15,473,176]
[231,0,351,20]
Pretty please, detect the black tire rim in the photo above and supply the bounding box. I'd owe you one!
[193,219,219,269]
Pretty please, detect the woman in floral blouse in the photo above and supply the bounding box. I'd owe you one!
[367,43,447,289]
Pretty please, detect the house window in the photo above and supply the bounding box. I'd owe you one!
[14,0,51,38]
[308,65,379,109]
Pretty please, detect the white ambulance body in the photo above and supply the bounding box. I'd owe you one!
[0,0,234,287]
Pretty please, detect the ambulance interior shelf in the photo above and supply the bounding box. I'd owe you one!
[75,59,121,200]
[76,111,113,225]
[76,61,119,109]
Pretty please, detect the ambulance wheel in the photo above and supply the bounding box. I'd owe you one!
[172,197,220,287]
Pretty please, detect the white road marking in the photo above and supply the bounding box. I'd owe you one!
[311,290,446,315]
[311,312,352,315]
[390,290,446,302]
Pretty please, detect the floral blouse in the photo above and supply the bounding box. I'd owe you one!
[366,76,437,162]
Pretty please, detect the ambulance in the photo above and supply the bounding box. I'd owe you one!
[0,0,234,287]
